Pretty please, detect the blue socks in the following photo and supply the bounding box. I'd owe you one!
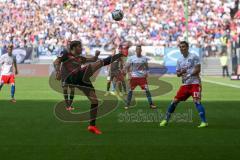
[166,102,178,121]
[0,83,3,90]
[145,89,153,105]
[111,81,116,92]
[126,89,153,106]
[0,83,15,99]
[11,85,15,98]
[195,102,206,122]
[126,90,133,106]
[165,101,207,123]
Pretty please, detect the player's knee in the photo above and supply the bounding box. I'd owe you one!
[193,98,201,104]
[173,98,179,103]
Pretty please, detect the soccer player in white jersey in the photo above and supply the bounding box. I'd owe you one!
[125,45,157,109]
[0,44,18,102]
[160,41,208,128]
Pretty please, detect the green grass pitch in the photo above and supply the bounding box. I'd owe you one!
[0,76,239,160]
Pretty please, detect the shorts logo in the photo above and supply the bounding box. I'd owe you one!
[193,92,200,98]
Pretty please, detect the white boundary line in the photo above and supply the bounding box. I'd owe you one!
[202,79,240,89]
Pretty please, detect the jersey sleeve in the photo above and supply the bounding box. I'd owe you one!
[193,54,200,66]
[176,59,181,71]
[0,55,3,64]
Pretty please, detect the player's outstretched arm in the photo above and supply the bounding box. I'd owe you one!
[85,50,100,63]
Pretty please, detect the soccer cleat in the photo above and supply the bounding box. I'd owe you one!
[198,122,208,128]
[150,104,157,109]
[124,106,129,110]
[88,125,102,135]
[10,98,16,103]
[160,120,168,127]
[65,106,74,111]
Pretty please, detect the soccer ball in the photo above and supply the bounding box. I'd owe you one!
[111,9,124,21]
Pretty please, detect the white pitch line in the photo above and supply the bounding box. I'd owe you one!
[202,79,240,89]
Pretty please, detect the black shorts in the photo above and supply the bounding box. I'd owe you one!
[61,68,94,89]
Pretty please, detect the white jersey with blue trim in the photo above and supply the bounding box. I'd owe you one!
[127,55,148,78]
[0,54,16,75]
[176,53,201,85]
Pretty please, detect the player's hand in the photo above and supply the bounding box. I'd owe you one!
[55,71,61,81]
[95,50,100,57]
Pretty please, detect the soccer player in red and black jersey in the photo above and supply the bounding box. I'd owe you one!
[54,40,129,134]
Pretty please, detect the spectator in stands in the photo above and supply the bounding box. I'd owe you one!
[219,51,230,77]
[0,0,238,58]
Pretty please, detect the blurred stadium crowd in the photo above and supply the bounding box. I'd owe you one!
[0,0,239,57]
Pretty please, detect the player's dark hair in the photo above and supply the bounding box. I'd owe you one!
[70,40,81,50]
[179,41,189,48]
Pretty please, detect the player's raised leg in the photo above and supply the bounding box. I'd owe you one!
[81,53,127,83]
